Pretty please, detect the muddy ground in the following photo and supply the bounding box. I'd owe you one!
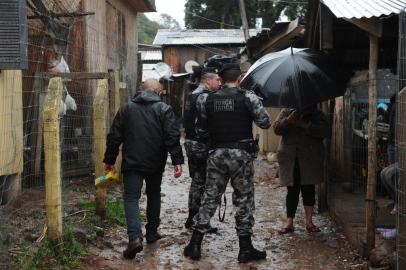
[0,151,376,270]
[80,155,369,270]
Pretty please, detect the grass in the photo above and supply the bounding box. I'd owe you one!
[12,198,141,269]
[78,198,130,226]
[12,224,86,270]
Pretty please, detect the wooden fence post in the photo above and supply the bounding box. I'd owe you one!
[365,34,379,256]
[93,79,109,218]
[109,70,123,174]
[43,77,63,241]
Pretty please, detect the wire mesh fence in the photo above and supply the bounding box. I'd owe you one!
[0,0,136,201]
[0,1,135,265]
[397,89,406,270]
[0,0,141,243]
[398,9,406,270]
[329,71,397,195]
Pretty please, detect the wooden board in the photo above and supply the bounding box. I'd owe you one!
[0,70,23,175]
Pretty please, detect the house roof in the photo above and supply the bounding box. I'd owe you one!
[153,29,260,46]
[247,19,305,60]
[321,0,406,19]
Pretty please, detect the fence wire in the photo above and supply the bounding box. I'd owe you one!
[0,1,134,266]
[397,10,406,270]
[329,72,397,194]
[3,1,136,194]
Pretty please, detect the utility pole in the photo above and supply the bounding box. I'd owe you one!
[238,0,251,58]
[238,0,250,42]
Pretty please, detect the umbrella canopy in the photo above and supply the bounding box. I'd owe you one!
[241,47,344,108]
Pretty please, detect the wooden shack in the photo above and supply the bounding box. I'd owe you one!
[153,29,260,73]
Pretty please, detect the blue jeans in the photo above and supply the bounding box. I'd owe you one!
[123,171,163,240]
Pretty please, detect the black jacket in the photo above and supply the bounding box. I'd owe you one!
[103,90,184,173]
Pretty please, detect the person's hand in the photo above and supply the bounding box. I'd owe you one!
[286,110,299,124]
[104,163,116,173]
[174,165,182,178]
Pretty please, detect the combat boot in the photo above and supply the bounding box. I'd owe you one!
[184,209,198,229]
[237,235,267,263]
[183,230,204,260]
[146,229,162,243]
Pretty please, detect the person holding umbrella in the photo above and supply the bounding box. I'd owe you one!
[273,106,329,234]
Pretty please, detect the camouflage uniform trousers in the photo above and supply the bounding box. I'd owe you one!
[192,148,255,236]
[184,139,209,212]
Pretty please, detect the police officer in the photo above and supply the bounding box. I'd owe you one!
[183,67,221,230]
[184,63,271,263]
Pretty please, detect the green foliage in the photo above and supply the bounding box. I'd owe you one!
[138,13,181,44]
[12,225,86,270]
[185,0,307,29]
[138,13,161,44]
[106,199,127,226]
[78,199,146,226]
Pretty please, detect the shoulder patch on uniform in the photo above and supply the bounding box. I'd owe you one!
[214,99,234,112]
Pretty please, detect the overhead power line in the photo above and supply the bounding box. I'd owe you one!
[184,10,241,29]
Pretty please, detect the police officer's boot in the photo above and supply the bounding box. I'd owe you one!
[185,209,197,229]
[184,230,204,260]
[237,235,267,263]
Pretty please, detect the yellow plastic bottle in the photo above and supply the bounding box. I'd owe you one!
[95,171,119,188]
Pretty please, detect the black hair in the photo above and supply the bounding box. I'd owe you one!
[220,70,241,82]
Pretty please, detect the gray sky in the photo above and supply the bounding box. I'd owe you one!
[146,0,187,27]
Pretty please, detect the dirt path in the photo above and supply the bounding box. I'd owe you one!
[84,156,366,270]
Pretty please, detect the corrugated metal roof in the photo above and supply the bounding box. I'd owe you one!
[153,29,259,46]
[321,0,406,19]
[140,50,162,61]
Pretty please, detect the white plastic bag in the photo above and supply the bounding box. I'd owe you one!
[64,86,77,111]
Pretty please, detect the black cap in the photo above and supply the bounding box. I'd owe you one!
[218,63,241,77]
[201,67,218,75]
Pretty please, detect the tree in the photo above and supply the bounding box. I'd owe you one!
[159,14,181,30]
[138,13,161,44]
[138,13,181,44]
[184,0,307,29]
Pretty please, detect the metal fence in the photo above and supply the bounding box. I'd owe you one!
[397,89,406,270]
[397,9,406,270]
[329,71,397,194]
[0,0,136,204]
[0,1,135,265]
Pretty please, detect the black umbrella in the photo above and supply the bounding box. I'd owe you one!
[241,47,344,108]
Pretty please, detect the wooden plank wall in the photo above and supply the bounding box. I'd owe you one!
[0,70,23,176]
[330,97,345,174]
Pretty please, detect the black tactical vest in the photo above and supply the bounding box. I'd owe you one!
[184,90,203,140]
[205,87,253,143]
